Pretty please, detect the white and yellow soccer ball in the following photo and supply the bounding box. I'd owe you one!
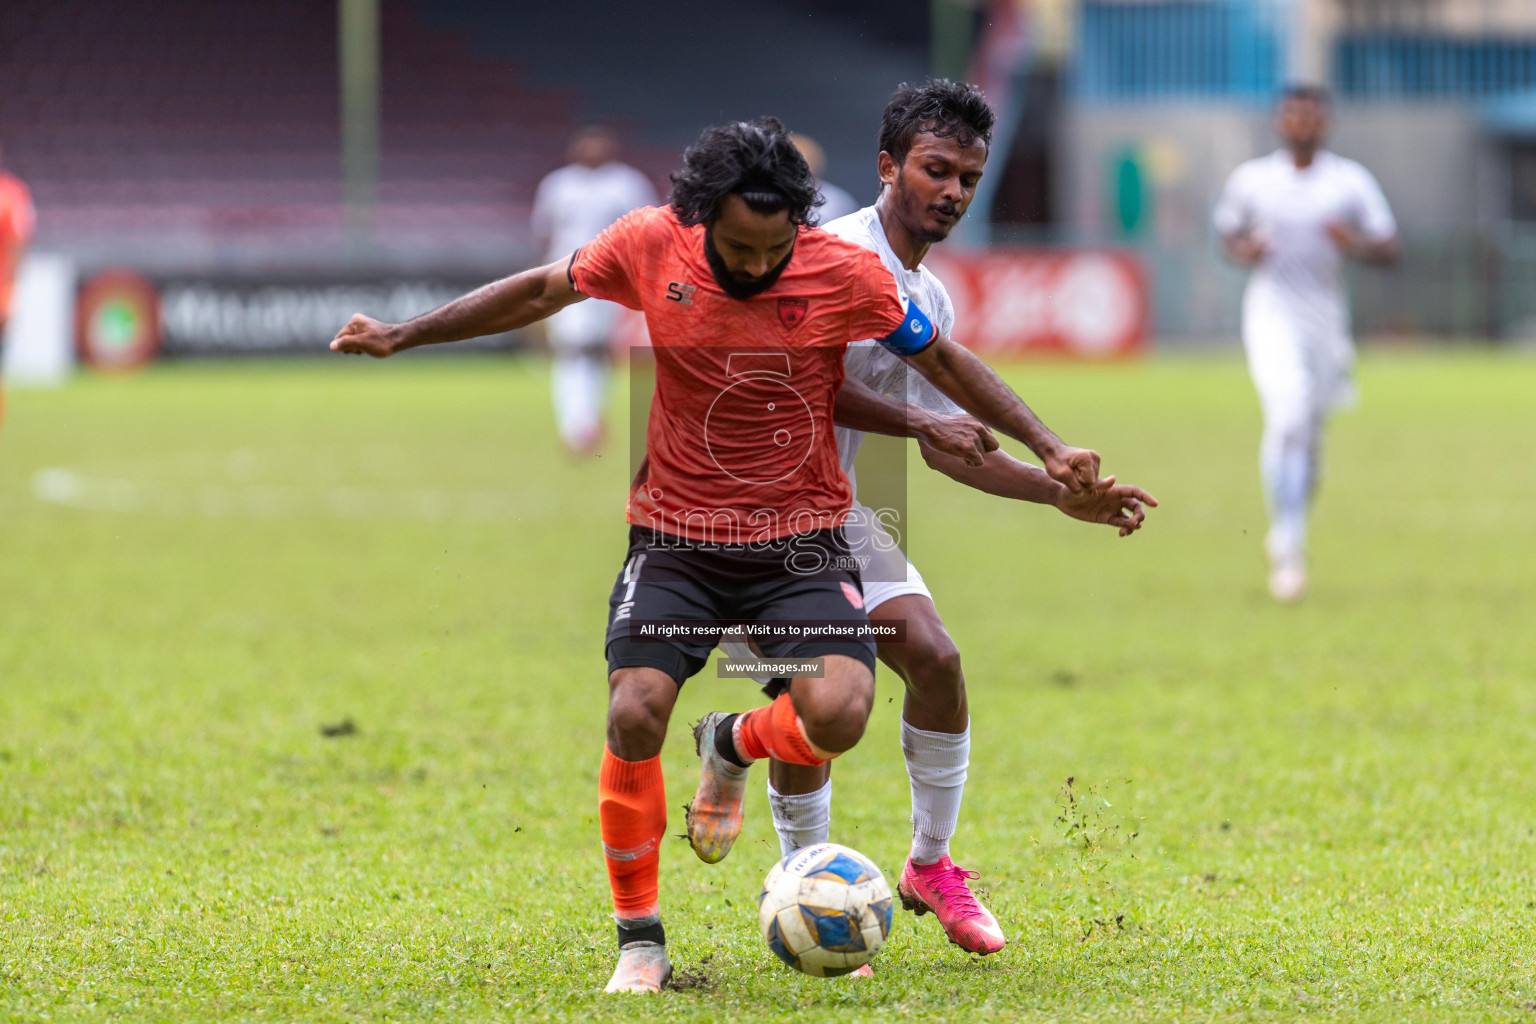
[757,842,895,977]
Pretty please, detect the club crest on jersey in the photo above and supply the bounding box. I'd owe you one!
[778,297,808,330]
[840,581,864,609]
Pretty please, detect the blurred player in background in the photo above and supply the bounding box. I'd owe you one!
[1214,86,1397,602]
[0,143,37,355]
[530,126,656,453]
[791,133,859,223]
[718,80,1154,959]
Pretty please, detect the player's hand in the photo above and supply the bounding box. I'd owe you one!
[1043,445,1101,494]
[1325,221,1360,256]
[330,314,399,358]
[1227,234,1267,265]
[1056,475,1158,537]
[919,413,998,467]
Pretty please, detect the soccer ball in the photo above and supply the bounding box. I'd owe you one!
[757,842,895,977]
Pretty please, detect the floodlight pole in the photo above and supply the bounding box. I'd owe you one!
[340,0,380,261]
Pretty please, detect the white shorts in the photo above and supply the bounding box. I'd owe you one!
[843,501,932,612]
[1242,281,1356,425]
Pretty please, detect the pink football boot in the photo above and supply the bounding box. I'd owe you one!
[897,856,1007,955]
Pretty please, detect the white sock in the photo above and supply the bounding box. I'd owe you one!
[767,779,831,860]
[902,718,969,865]
[1259,417,1317,561]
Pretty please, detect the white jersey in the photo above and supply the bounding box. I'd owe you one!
[822,205,959,498]
[1213,149,1396,330]
[533,161,656,350]
[530,161,657,263]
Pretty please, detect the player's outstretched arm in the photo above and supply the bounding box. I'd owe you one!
[330,258,584,357]
[919,444,1156,536]
[919,443,1059,503]
[902,335,1100,492]
[832,375,996,466]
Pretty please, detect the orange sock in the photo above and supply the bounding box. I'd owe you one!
[598,746,666,919]
[733,694,828,766]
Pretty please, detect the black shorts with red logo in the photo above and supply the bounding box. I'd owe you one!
[604,524,876,684]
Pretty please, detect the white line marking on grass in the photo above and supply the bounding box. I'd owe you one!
[32,466,538,522]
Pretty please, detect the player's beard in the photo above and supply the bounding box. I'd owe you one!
[704,229,794,300]
[895,170,960,243]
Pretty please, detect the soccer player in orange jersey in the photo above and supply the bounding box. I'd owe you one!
[330,117,1106,993]
[0,145,36,357]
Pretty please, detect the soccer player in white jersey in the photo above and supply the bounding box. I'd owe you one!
[529,126,657,453]
[1213,86,1398,601]
[717,80,1155,958]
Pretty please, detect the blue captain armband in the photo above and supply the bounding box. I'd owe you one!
[879,301,937,357]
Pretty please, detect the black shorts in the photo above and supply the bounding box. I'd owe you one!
[604,524,877,684]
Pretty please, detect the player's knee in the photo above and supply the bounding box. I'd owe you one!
[800,699,869,756]
[795,662,874,755]
[606,667,676,758]
[1263,408,1312,448]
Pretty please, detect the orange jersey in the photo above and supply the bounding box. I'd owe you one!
[0,173,35,257]
[571,205,911,543]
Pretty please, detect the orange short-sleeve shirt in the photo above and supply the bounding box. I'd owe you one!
[0,173,35,256]
[571,205,911,543]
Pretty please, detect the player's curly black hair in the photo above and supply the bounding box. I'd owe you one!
[878,78,995,168]
[669,116,822,227]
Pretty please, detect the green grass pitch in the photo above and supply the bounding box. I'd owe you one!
[3,351,1535,1022]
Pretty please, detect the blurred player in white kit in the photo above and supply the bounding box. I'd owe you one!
[530,126,657,452]
[1214,86,1397,601]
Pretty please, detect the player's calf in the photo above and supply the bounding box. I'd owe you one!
[896,639,966,730]
[878,597,967,732]
[600,669,679,991]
